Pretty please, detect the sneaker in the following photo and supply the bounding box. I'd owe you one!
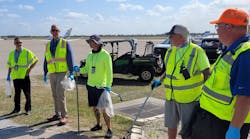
[105,129,113,138]
[57,117,68,126]
[10,109,21,114]
[25,111,31,116]
[90,124,102,131]
[47,115,60,121]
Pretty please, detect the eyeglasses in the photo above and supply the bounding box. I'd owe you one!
[51,29,59,32]
[215,23,229,30]
[15,41,22,44]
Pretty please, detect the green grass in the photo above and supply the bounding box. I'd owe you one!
[0,74,165,138]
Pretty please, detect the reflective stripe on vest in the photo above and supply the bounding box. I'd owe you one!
[9,50,30,69]
[163,43,204,103]
[165,81,203,90]
[47,58,66,64]
[200,41,250,123]
[8,48,37,80]
[45,38,68,73]
[187,48,196,72]
[165,74,177,80]
[203,86,232,103]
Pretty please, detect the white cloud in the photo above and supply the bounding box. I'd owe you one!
[37,0,44,3]
[18,4,35,10]
[119,3,144,11]
[146,4,173,16]
[7,13,20,18]
[0,0,13,2]
[95,13,104,21]
[76,0,85,2]
[0,8,8,12]
[45,16,58,23]
[65,12,83,18]
[106,0,126,2]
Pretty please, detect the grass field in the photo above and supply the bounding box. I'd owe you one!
[0,74,165,138]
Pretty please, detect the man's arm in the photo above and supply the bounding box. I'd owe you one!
[202,68,211,81]
[26,51,38,76]
[230,95,250,128]
[66,41,74,74]
[105,53,113,88]
[26,60,38,76]
[159,71,166,82]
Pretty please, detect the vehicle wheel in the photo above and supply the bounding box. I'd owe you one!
[139,68,154,82]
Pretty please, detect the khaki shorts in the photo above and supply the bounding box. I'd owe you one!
[164,100,198,129]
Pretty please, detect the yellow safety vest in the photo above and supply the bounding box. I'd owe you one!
[45,38,68,73]
[7,48,38,80]
[200,41,250,123]
[163,43,204,103]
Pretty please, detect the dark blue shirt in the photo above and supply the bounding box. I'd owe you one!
[222,35,250,96]
[14,48,22,63]
[43,38,74,75]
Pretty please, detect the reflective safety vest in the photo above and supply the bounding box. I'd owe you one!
[200,41,250,123]
[45,38,68,73]
[7,48,38,80]
[163,43,204,103]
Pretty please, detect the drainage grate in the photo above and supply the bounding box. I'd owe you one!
[114,97,165,120]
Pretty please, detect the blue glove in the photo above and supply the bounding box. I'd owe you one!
[105,87,111,93]
[6,74,11,81]
[151,79,161,90]
[43,74,48,84]
[73,65,80,72]
[226,125,240,139]
[69,73,74,80]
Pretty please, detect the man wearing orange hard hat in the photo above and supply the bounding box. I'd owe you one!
[190,8,250,139]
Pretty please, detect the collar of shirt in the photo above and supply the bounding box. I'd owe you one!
[50,37,60,57]
[222,35,250,56]
[14,48,23,62]
[176,42,188,49]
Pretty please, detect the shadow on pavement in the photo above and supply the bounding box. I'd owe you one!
[0,125,91,139]
[0,113,25,120]
[47,131,91,139]
[0,126,30,139]
[29,120,56,128]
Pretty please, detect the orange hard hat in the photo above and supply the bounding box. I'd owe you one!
[210,8,249,26]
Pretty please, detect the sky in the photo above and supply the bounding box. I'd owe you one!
[0,0,249,36]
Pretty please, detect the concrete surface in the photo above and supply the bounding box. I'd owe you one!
[0,115,90,139]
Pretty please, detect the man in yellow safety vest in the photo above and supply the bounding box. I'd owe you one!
[43,24,74,126]
[190,8,250,139]
[7,37,38,116]
[152,25,211,139]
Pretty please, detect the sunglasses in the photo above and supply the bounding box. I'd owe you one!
[15,41,22,44]
[51,29,59,32]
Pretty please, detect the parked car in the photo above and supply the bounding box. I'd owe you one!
[200,37,224,64]
[79,39,163,82]
[153,39,171,61]
[152,37,224,65]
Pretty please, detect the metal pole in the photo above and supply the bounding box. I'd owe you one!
[110,91,123,102]
[122,89,153,139]
[75,73,80,134]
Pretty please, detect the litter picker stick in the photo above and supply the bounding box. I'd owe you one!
[110,91,123,102]
[75,73,80,134]
[122,89,154,139]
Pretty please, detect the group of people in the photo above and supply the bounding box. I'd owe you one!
[152,8,250,139]
[6,7,250,139]
[7,25,113,138]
